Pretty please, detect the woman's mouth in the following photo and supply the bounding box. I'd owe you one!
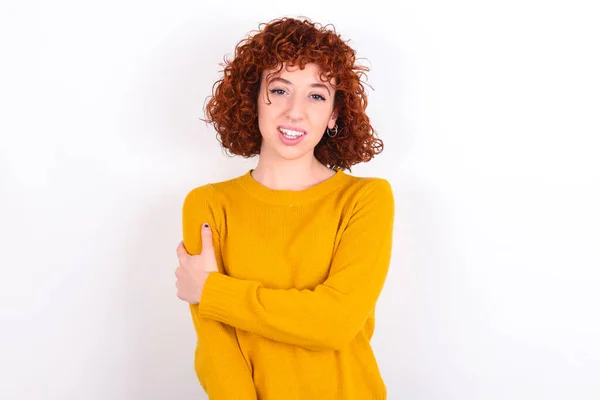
[278,126,307,145]
[279,127,306,139]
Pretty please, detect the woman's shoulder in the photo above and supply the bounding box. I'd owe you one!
[337,174,394,222]
[183,171,249,205]
[340,172,393,196]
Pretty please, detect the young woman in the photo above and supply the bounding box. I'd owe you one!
[175,17,395,400]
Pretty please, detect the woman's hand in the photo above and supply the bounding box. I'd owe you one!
[175,223,219,304]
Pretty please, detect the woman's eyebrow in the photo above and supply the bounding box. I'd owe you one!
[269,77,331,96]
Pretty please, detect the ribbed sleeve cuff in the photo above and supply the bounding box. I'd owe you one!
[197,272,257,324]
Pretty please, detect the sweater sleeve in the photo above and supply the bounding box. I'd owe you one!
[182,186,257,399]
[197,179,395,351]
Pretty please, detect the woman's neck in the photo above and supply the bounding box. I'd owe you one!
[251,157,335,191]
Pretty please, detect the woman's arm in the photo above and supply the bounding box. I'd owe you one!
[196,179,395,352]
[182,186,256,399]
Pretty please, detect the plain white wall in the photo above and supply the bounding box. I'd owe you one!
[1,0,599,399]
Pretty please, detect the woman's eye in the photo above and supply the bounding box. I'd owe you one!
[270,89,286,95]
[311,94,326,101]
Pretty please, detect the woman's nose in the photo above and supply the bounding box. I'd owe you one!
[285,94,306,121]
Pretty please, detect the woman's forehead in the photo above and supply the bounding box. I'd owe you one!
[263,63,335,85]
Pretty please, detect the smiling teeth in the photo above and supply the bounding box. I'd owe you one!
[279,128,305,138]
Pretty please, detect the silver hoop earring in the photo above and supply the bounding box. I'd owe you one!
[326,124,338,138]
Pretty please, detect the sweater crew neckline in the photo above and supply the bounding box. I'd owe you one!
[236,168,347,205]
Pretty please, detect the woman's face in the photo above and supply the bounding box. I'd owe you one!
[257,62,338,163]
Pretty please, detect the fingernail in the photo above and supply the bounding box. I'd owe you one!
[203,223,209,229]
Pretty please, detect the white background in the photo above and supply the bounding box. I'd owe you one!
[1,0,599,399]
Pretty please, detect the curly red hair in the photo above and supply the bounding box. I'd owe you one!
[203,17,383,171]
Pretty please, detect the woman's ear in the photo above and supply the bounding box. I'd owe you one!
[328,108,338,129]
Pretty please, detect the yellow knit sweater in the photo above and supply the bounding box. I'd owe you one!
[181,168,395,400]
